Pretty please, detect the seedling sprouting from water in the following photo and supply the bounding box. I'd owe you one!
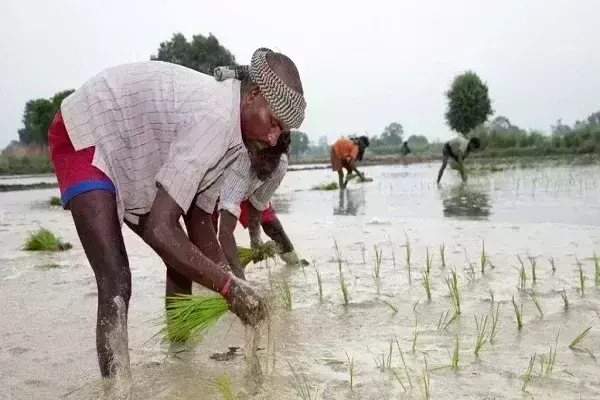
[288,362,319,400]
[215,373,237,400]
[372,245,383,294]
[437,309,458,331]
[445,269,461,315]
[450,336,459,370]
[473,314,490,356]
[315,267,323,301]
[404,232,412,266]
[539,332,559,376]
[521,353,536,392]
[561,290,569,310]
[380,298,398,314]
[344,351,354,391]
[394,336,413,390]
[490,303,500,343]
[425,247,433,274]
[515,259,527,291]
[529,291,543,317]
[386,233,396,269]
[527,254,537,284]
[339,271,349,306]
[419,356,430,400]
[439,243,446,267]
[278,278,293,311]
[422,269,431,301]
[463,250,477,283]
[594,252,600,287]
[333,238,343,273]
[549,256,556,274]
[480,239,488,274]
[576,257,585,295]
[412,318,419,353]
[569,325,592,350]
[512,295,524,330]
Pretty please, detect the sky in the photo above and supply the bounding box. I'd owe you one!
[1,0,600,148]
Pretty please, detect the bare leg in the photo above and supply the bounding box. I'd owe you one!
[69,190,132,399]
[262,218,293,253]
[337,170,344,189]
[437,155,449,184]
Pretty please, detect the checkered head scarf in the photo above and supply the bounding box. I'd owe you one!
[214,48,306,129]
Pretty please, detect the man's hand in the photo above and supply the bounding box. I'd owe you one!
[226,275,267,327]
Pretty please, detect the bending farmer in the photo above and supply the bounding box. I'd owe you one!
[437,136,481,184]
[331,135,370,188]
[48,47,306,398]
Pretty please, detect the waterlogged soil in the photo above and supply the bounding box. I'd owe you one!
[1,162,600,399]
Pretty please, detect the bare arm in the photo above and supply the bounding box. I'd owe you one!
[217,210,245,279]
[248,204,263,248]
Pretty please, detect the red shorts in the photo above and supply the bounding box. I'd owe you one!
[211,199,277,230]
[48,109,115,207]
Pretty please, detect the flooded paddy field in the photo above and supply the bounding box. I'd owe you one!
[1,161,600,399]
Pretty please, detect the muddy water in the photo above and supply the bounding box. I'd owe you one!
[1,162,600,399]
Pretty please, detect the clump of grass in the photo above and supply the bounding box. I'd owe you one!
[311,181,339,191]
[439,243,446,267]
[490,303,500,342]
[473,315,490,356]
[315,267,323,300]
[237,243,278,267]
[515,259,527,291]
[576,257,585,295]
[521,354,536,392]
[539,333,559,376]
[528,254,537,284]
[345,351,354,391]
[49,196,61,206]
[161,294,229,342]
[372,245,383,294]
[422,269,431,301]
[437,309,459,331]
[412,318,419,353]
[215,373,237,400]
[419,357,430,400]
[375,339,394,372]
[450,336,459,370]
[445,269,461,315]
[568,325,592,350]
[425,247,433,274]
[529,291,543,317]
[594,252,600,287]
[24,228,72,252]
[288,362,319,400]
[480,239,488,274]
[512,295,524,330]
[549,256,556,273]
[380,298,398,314]
[560,290,569,310]
[278,279,293,311]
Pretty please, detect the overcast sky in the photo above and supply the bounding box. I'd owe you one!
[1,0,599,148]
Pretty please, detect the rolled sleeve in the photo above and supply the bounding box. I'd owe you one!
[249,155,288,211]
[156,112,230,214]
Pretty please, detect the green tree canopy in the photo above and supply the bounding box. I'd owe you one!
[18,89,74,145]
[290,130,309,157]
[406,134,429,149]
[445,71,492,135]
[150,32,236,74]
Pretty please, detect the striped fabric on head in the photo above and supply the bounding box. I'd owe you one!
[214,48,306,129]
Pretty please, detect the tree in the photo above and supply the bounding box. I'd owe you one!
[290,130,309,157]
[406,134,429,149]
[150,32,236,75]
[18,89,75,145]
[380,122,404,146]
[445,71,493,136]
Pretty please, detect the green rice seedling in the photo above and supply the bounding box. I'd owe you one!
[237,243,278,267]
[49,196,61,206]
[344,351,354,391]
[386,233,396,269]
[437,310,451,331]
[215,373,237,400]
[473,315,490,356]
[288,362,319,400]
[539,332,559,376]
[490,303,500,343]
[422,269,432,301]
[439,243,446,267]
[576,257,585,295]
[450,336,459,370]
[425,247,433,274]
[392,370,407,391]
[412,318,419,353]
[380,298,398,314]
[466,262,476,283]
[515,261,527,291]
[278,278,293,311]
[419,356,430,400]
[404,232,412,266]
[511,295,523,330]
[549,257,556,274]
[561,290,569,310]
[333,238,343,272]
[594,252,600,287]
[529,291,543,317]
[339,273,349,305]
[480,239,488,274]
[161,294,229,342]
[568,325,592,350]
[521,354,536,392]
[394,336,413,390]
[311,181,338,191]
[372,245,383,294]
[412,299,420,311]
[315,267,323,300]
[528,255,537,284]
[443,312,459,330]
[445,269,461,315]
[375,339,394,372]
[24,228,72,252]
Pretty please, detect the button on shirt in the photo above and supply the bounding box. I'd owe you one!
[60,61,243,224]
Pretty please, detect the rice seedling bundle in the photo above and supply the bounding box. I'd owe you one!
[161,294,229,342]
[24,228,72,251]
[311,182,339,191]
[237,242,279,267]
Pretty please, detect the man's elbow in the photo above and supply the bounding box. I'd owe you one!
[143,218,168,250]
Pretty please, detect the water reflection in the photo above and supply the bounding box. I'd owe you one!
[334,188,366,216]
[271,193,293,214]
[440,183,492,220]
